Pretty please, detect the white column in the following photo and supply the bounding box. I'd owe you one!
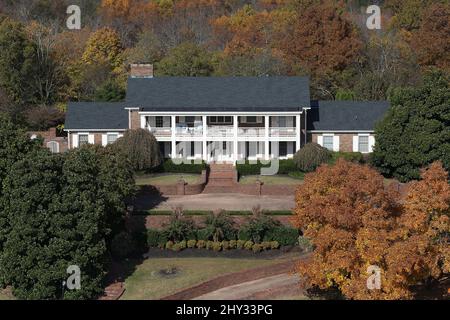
[265,115,270,160]
[171,115,176,159]
[202,115,207,162]
[140,115,147,129]
[296,114,301,152]
[233,115,238,162]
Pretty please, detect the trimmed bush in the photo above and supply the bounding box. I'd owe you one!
[113,129,162,171]
[196,240,206,249]
[244,240,254,250]
[187,240,197,248]
[229,240,237,249]
[206,240,214,250]
[264,226,299,246]
[221,240,230,250]
[261,241,272,250]
[179,240,187,250]
[157,159,208,174]
[212,242,222,252]
[237,228,251,241]
[165,241,174,250]
[252,244,263,253]
[196,228,210,241]
[270,241,280,249]
[236,159,298,176]
[237,240,246,249]
[293,142,332,172]
[172,243,182,252]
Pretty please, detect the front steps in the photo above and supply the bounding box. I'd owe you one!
[203,163,239,193]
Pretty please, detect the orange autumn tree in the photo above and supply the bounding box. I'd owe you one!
[293,159,450,299]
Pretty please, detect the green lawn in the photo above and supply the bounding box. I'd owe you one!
[135,173,201,186]
[121,256,294,300]
[239,174,303,185]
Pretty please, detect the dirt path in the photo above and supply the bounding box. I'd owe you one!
[135,193,295,211]
[194,273,302,300]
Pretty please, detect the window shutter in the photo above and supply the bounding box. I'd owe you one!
[317,135,323,147]
[369,135,375,152]
[88,134,95,144]
[72,134,79,148]
[333,135,340,152]
[353,136,359,152]
[140,116,147,129]
[102,134,107,146]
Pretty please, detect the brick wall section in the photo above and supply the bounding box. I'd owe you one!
[131,214,294,230]
[129,110,140,129]
[311,132,370,152]
[29,128,68,153]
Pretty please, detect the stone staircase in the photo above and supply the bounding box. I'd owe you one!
[203,163,239,193]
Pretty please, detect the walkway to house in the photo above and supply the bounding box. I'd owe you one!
[139,193,295,211]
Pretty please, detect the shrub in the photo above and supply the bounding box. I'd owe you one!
[237,228,251,241]
[221,240,230,250]
[298,236,313,252]
[187,240,197,248]
[212,242,222,252]
[206,240,214,250]
[147,229,163,248]
[196,228,210,241]
[270,241,280,249]
[330,152,364,164]
[241,212,281,243]
[236,160,297,176]
[204,209,236,242]
[159,159,208,174]
[172,243,182,252]
[111,232,135,259]
[237,240,246,249]
[264,226,299,246]
[288,171,305,180]
[261,241,272,250]
[252,244,263,253]
[229,240,237,249]
[162,209,196,242]
[244,241,254,250]
[293,142,332,172]
[179,240,187,250]
[196,240,206,249]
[113,129,162,171]
[165,241,174,250]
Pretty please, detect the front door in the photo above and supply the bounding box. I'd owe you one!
[208,141,234,163]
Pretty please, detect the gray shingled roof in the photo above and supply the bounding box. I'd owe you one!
[65,102,128,130]
[126,76,310,111]
[308,100,390,131]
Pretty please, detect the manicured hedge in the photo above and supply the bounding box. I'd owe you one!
[329,152,364,164]
[264,226,299,246]
[236,159,297,176]
[152,159,208,174]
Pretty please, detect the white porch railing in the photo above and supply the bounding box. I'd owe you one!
[269,127,296,137]
[238,127,265,137]
[207,126,234,138]
[149,127,172,137]
[176,126,203,137]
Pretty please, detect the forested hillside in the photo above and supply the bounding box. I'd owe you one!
[0,0,448,130]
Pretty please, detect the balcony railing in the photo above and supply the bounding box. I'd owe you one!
[207,126,234,138]
[176,126,203,137]
[238,127,265,137]
[149,127,172,137]
[269,127,296,137]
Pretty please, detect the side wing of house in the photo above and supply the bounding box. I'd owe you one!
[307,101,390,153]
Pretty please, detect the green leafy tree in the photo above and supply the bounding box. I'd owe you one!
[156,42,215,76]
[114,129,162,171]
[0,17,37,104]
[94,79,126,102]
[294,142,332,172]
[372,70,450,181]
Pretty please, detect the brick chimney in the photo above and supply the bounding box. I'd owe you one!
[130,63,154,78]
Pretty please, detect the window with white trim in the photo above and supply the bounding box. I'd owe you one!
[155,116,163,128]
[107,133,119,145]
[323,136,334,151]
[47,141,59,153]
[78,134,89,146]
[358,136,369,153]
[210,116,232,124]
